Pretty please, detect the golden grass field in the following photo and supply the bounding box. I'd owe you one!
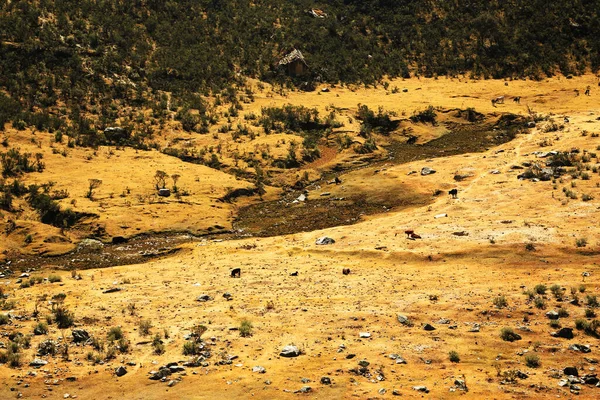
[1,75,600,399]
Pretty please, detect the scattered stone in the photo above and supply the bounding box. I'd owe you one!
[301,378,311,383]
[397,314,410,325]
[296,386,312,393]
[29,359,48,367]
[516,370,528,379]
[280,345,301,358]
[552,327,574,339]
[413,386,429,393]
[315,236,335,245]
[115,366,127,377]
[564,366,579,377]
[230,268,241,278]
[196,294,212,302]
[469,324,481,333]
[583,374,599,385]
[169,365,185,373]
[454,379,468,391]
[290,271,299,276]
[421,167,436,176]
[392,389,401,395]
[438,318,450,324]
[102,287,122,294]
[72,329,90,343]
[423,323,436,331]
[358,360,370,367]
[149,367,172,380]
[167,380,177,387]
[78,239,104,251]
[570,344,591,353]
[346,354,356,359]
[158,188,171,197]
[252,366,266,374]
[320,377,331,385]
[222,293,233,301]
[546,310,560,320]
[378,388,386,395]
[359,332,371,338]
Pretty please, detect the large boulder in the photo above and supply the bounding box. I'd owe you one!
[552,327,574,339]
[115,366,127,377]
[421,167,436,176]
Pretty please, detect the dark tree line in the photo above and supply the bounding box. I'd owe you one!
[1,0,599,130]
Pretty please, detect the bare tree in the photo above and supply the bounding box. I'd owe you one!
[154,170,168,189]
[87,179,102,199]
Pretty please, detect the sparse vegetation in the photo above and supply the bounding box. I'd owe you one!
[500,327,521,342]
[138,319,152,336]
[493,295,508,309]
[525,354,540,368]
[239,319,253,337]
[449,350,460,363]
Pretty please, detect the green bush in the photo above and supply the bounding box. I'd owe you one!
[182,341,202,355]
[493,295,508,308]
[500,327,521,342]
[534,297,546,309]
[449,350,460,363]
[107,326,124,342]
[48,274,62,283]
[239,319,253,337]
[53,306,74,329]
[33,322,48,335]
[0,314,10,325]
[525,354,540,368]
[534,284,547,295]
[138,319,152,336]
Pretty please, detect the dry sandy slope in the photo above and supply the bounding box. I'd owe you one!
[1,75,600,399]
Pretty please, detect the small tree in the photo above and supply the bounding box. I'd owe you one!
[154,170,168,189]
[171,174,181,193]
[86,179,102,199]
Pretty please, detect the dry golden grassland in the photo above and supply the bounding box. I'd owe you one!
[1,75,600,399]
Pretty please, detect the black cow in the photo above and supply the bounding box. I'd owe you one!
[231,268,241,278]
[342,268,351,275]
[449,188,458,199]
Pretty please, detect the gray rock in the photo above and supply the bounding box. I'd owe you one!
[558,379,569,387]
[395,357,407,364]
[552,327,574,339]
[413,386,429,393]
[378,388,386,395]
[469,323,481,332]
[320,377,331,385]
[454,379,468,391]
[280,345,301,357]
[437,318,450,324]
[78,239,104,251]
[421,167,436,176]
[423,323,436,331]
[564,366,579,377]
[569,344,591,353]
[397,314,409,325]
[315,236,335,245]
[358,360,370,367]
[196,294,212,302]
[346,354,356,359]
[167,380,177,387]
[158,188,171,197]
[583,374,599,385]
[149,367,172,380]
[252,366,266,374]
[169,365,185,373]
[72,329,90,343]
[29,359,48,367]
[546,310,560,320]
[392,389,401,395]
[359,332,371,338]
[301,378,311,383]
[297,386,312,393]
[115,366,127,377]
[102,287,122,294]
[223,292,233,301]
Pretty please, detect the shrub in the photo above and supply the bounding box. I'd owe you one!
[239,319,253,337]
[152,334,165,355]
[587,295,599,308]
[525,354,540,368]
[410,106,437,124]
[549,320,560,328]
[0,314,10,325]
[182,341,202,355]
[493,295,508,308]
[500,327,521,342]
[37,339,57,356]
[107,326,124,342]
[575,319,588,330]
[576,238,588,248]
[116,338,130,353]
[585,308,597,318]
[534,284,547,295]
[534,297,546,309]
[48,274,62,283]
[53,306,74,329]
[33,322,48,335]
[138,319,152,336]
[449,350,460,363]
[557,308,569,318]
[550,284,563,299]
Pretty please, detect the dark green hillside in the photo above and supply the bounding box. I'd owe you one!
[1,0,599,130]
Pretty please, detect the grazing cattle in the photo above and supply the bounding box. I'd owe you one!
[513,96,521,104]
[585,86,591,96]
[491,96,505,107]
[290,271,298,276]
[342,268,351,275]
[449,188,458,199]
[410,233,422,240]
[334,176,342,185]
[404,230,414,238]
[230,268,241,278]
